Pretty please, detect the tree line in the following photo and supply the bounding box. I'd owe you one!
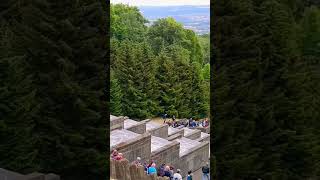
[110,4,210,120]
[213,0,320,179]
[0,1,107,180]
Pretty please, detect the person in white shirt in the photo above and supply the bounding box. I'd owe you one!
[173,169,182,180]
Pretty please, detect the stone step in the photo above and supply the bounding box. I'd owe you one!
[124,119,146,134]
[146,122,168,139]
[151,136,180,166]
[110,115,125,131]
[110,129,151,162]
[174,137,210,177]
[182,127,201,140]
[195,132,210,142]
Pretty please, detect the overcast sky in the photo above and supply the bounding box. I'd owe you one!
[110,0,210,6]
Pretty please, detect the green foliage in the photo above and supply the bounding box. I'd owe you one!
[198,34,210,65]
[0,1,107,179]
[111,4,148,41]
[110,70,123,116]
[213,0,320,179]
[110,4,210,119]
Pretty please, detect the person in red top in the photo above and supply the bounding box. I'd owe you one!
[111,149,118,160]
[115,153,123,160]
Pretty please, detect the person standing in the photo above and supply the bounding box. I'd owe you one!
[186,170,193,180]
[163,165,172,179]
[147,163,157,175]
[173,169,182,180]
[132,157,142,166]
[202,162,210,180]
[158,163,166,176]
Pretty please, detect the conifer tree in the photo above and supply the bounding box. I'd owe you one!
[110,70,123,116]
[0,1,107,179]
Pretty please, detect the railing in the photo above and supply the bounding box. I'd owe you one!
[110,159,169,180]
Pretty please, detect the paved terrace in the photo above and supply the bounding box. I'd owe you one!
[110,129,140,148]
[175,137,201,157]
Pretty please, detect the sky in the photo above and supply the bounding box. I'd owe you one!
[110,0,210,6]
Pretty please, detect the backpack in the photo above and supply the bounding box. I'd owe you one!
[202,166,209,173]
[187,175,193,180]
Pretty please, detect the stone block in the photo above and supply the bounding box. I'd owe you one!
[146,123,168,139]
[110,115,125,131]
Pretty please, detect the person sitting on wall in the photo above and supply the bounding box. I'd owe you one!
[132,157,142,166]
[115,153,123,161]
[111,149,118,160]
[147,163,157,175]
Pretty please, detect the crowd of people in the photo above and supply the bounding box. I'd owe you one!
[111,149,210,179]
[163,116,209,129]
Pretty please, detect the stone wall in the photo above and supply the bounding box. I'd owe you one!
[110,159,169,180]
[0,169,60,180]
[150,141,180,166]
[147,124,168,139]
[166,133,182,141]
[175,141,210,177]
[196,126,210,133]
[168,128,184,138]
[126,122,146,134]
[111,116,125,131]
[198,135,210,142]
[114,133,152,162]
[184,129,201,140]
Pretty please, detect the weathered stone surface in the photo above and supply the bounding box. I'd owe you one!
[24,173,45,180]
[110,115,210,179]
[151,137,180,166]
[196,132,210,142]
[146,122,168,139]
[111,129,140,148]
[176,141,210,177]
[125,119,146,134]
[166,133,182,141]
[183,128,201,140]
[196,126,210,133]
[111,160,169,180]
[168,127,184,137]
[44,174,59,180]
[110,115,125,131]
[0,168,24,180]
[0,169,59,180]
[111,130,152,162]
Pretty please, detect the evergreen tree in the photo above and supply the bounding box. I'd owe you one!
[110,70,123,116]
[213,0,320,179]
[0,1,107,179]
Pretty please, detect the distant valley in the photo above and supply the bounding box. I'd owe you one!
[138,5,210,35]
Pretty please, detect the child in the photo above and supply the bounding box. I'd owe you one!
[186,170,193,180]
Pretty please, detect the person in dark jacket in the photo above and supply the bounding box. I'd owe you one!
[202,162,210,180]
[158,163,166,176]
[163,165,172,179]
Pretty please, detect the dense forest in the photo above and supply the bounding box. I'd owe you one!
[110,4,210,120]
[0,1,107,180]
[213,0,320,179]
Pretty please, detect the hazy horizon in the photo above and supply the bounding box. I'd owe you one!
[110,0,210,6]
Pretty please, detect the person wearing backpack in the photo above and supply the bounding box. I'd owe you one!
[202,162,210,180]
[147,163,157,175]
[186,170,193,180]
